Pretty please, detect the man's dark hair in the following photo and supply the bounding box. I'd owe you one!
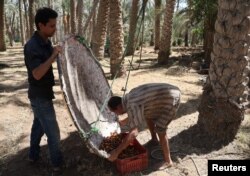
[108,96,122,110]
[35,7,58,30]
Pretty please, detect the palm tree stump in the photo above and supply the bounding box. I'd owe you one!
[198,0,249,143]
[198,85,243,143]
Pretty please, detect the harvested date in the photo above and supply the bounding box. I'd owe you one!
[99,133,123,153]
[99,133,142,159]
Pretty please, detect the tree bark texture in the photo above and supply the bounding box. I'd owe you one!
[23,0,29,41]
[77,0,84,36]
[83,0,99,35]
[92,0,109,60]
[109,0,126,78]
[28,0,35,37]
[203,12,217,68]
[70,0,77,34]
[0,0,6,51]
[154,0,161,50]
[19,0,25,45]
[158,0,176,64]
[198,0,250,142]
[126,0,139,56]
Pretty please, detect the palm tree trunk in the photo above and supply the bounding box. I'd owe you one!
[0,0,6,51]
[0,5,6,50]
[92,0,109,60]
[198,0,249,142]
[19,0,25,45]
[77,0,84,36]
[5,15,14,47]
[23,0,29,41]
[126,0,139,56]
[62,7,67,35]
[70,0,77,34]
[28,0,35,37]
[184,29,188,47]
[83,0,99,35]
[157,0,176,64]
[154,0,161,50]
[109,0,125,78]
[203,12,217,68]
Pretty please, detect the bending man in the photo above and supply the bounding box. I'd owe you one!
[107,83,181,169]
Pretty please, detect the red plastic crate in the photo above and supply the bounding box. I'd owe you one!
[115,138,148,175]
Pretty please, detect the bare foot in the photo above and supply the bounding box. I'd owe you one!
[154,161,173,170]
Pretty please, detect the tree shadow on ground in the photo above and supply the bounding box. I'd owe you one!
[168,123,250,162]
[1,130,161,176]
[1,132,118,176]
[0,63,10,70]
[176,97,201,119]
[0,79,28,93]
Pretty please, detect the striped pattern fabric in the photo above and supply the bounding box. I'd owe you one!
[122,83,181,132]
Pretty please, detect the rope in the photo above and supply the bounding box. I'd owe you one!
[122,0,148,96]
[73,35,122,140]
[73,0,148,140]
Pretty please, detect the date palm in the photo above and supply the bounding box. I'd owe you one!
[70,0,76,34]
[77,0,84,36]
[154,0,161,50]
[19,0,25,45]
[28,0,35,37]
[0,0,6,51]
[157,0,176,64]
[126,0,139,56]
[198,0,250,142]
[109,0,125,78]
[92,0,109,60]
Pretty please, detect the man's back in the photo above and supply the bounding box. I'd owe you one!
[126,83,180,106]
[123,83,181,130]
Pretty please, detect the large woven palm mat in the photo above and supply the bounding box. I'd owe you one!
[57,36,120,158]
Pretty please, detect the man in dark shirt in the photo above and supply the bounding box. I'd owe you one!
[24,7,63,172]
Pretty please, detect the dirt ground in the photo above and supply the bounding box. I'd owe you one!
[0,45,249,176]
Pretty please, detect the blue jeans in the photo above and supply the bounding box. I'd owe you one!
[29,97,63,167]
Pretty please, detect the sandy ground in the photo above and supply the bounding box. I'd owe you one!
[0,46,249,176]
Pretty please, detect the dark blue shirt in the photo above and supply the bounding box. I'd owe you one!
[24,31,55,99]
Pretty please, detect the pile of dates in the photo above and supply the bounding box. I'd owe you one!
[99,133,142,159]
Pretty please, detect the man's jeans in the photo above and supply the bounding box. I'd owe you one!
[29,97,63,167]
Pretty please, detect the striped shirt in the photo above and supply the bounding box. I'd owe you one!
[122,83,181,131]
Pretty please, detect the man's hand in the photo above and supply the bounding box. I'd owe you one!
[107,128,138,162]
[108,149,119,162]
[51,45,62,61]
[32,45,62,80]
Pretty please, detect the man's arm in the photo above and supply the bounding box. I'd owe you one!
[32,46,61,80]
[118,117,129,126]
[108,127,138,161]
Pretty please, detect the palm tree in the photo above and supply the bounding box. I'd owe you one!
[19,0,25,45]
[172,13,189,46]
[0,0,6,51]
[198,0,249,142]
[125,0,139,56]
[109,0,125,78]
[92,0,109,60]
[157,0,176,64]
[83,0,99,35]
[70,0,76,34]
[28,0,35,37]
[23,0,29,41]
[154,0,161,50]
[77,0,84,36]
